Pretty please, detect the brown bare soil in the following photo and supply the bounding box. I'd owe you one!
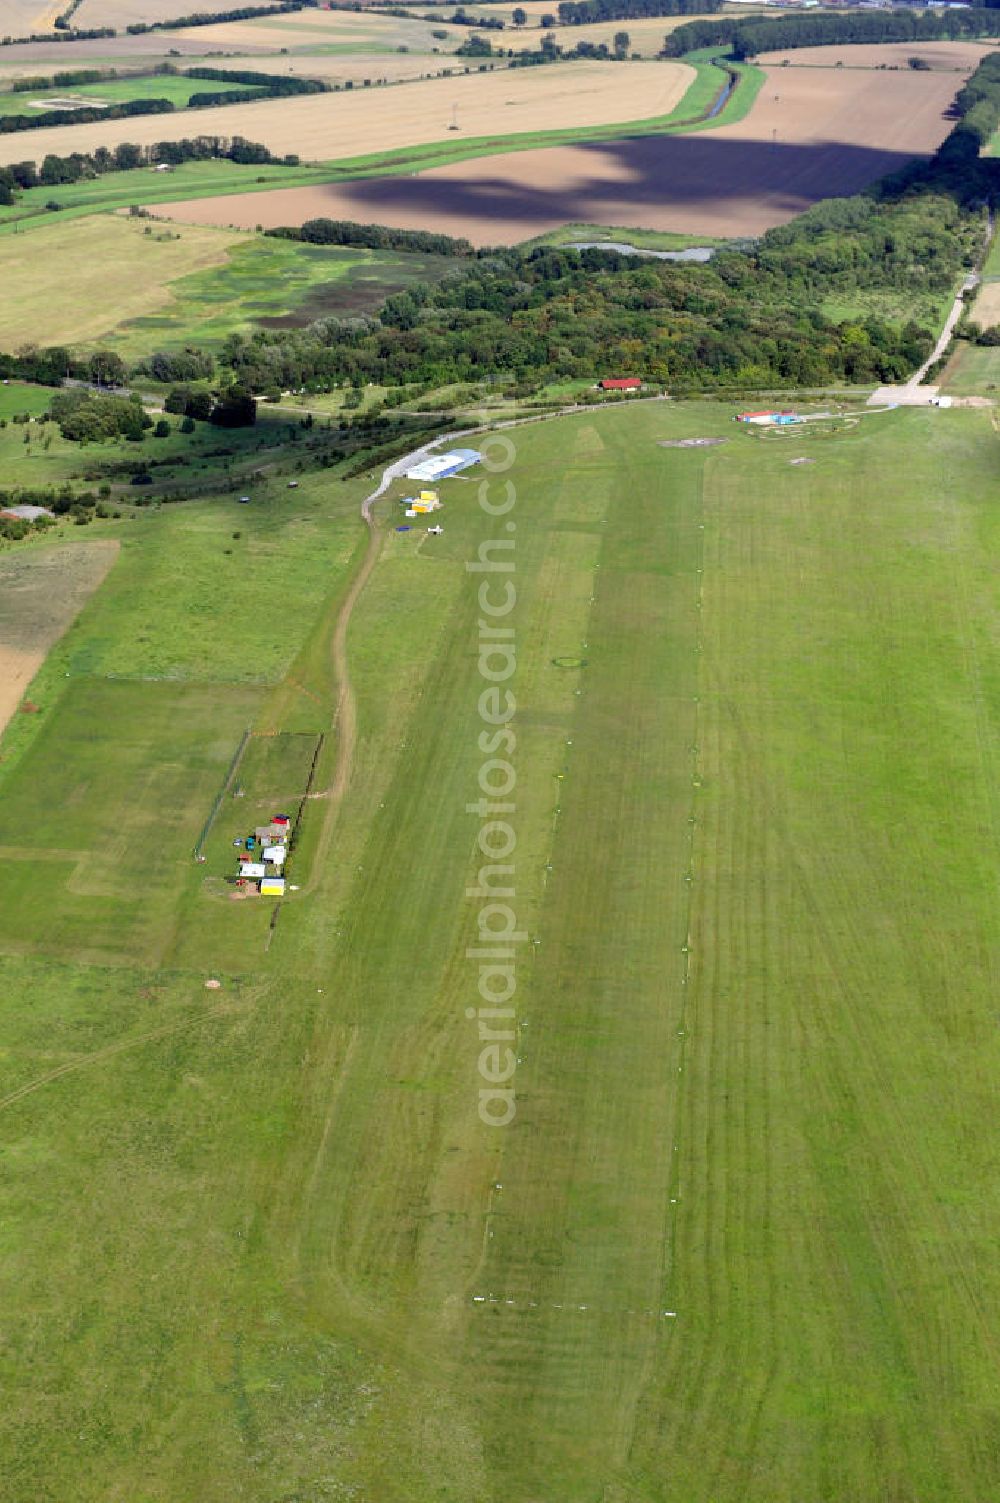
[0,59,694,166]
[0,542,119,740]
[153,63,968,244]
[972,281,1000,328]
[756,39,995,71]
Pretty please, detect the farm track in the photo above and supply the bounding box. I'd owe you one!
[299,398,674,895]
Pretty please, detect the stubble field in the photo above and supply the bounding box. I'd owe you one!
[756,38,995,70]
[0,57,695,166]
[156,59,968,242]
[0,0,59,38]
[2,400,1000,1501]
[71,0,293,26]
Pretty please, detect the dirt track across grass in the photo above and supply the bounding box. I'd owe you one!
[154,62,969,243]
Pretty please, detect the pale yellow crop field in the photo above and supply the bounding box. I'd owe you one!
[0,0,60,39]
[183,48,457,84]
[0,57,695,166]
[501,14,706,55]
[0,214,240,346]
[73,0,295,28]
[167,5,443,51]
[756,39,995,70]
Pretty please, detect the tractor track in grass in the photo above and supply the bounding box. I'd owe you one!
[299,394,674,897]
[0,999,237,1118]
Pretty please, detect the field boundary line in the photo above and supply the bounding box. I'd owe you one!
[193,725,251,857]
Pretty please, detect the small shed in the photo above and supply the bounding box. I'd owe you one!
[256,824,288,844]
[261,877,286,896]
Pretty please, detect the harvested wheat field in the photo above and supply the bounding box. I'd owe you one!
[73,0,291,28]
[501,14,719,55]
[184,50,455,85]
[0,542,118,739]
[0,0,59,38]
[0,58,694,167]
[756,39,996,71]
[167,5,449,51]
[157,62,967,244]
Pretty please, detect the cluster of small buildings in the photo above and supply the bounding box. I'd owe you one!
[403,488,442,518]
[392,448,483,536]
[233,813,291,896]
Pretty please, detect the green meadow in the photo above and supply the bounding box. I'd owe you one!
[109,232,453,356]
[2,400,1000,1500]
[0,158,332,238]
[0,212,452,354]
[0,72,259,117]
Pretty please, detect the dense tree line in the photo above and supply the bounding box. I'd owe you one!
[185,65,325,90]
[1,26,114,45]
[54,0,86,29]
[0,134,296,205]
[663,7,1000,59]
[185,66,329,106]
[0,66,327,135]
[202,186,982,395]
[557,0,717,24]
[126,0,316,32]
[268,217,474,255]
[10,68,116,91]
[944,48,1000,160]
[0,95,175,136]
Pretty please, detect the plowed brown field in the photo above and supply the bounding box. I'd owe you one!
[154,62,969,244]
[0,59,694,167]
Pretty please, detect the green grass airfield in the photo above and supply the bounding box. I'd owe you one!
[1,398,1000,1500]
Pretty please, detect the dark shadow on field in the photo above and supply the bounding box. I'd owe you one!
[328,135,934,235]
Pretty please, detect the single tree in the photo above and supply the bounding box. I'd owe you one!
[88,350,126,389]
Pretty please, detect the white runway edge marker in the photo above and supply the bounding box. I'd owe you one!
[470,1295,678,1319]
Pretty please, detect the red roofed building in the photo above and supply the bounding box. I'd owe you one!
[599,378,642,391]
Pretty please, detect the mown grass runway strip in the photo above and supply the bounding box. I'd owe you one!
[1,401,999,1498]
